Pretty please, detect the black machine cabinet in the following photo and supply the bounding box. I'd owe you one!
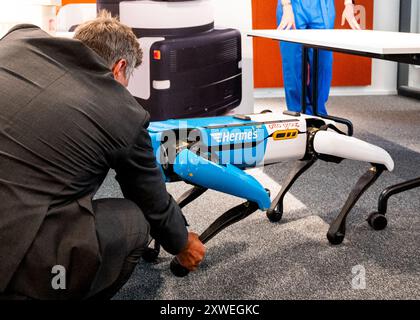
[142,29,242,120]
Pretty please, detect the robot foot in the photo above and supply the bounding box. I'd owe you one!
[170,201,260,277]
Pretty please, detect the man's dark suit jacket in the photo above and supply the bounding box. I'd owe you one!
[0,25,188,297]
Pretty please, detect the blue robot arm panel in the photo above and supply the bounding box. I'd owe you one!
[173,149,271,210]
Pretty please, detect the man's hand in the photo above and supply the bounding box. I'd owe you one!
[341,3,362,30]
[278,4,296,30]
[176,232,206,271]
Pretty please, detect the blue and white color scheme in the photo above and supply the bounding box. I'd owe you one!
[148,112,394,211]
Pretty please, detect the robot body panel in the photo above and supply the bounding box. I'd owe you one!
[148,113,316,174]
[148,112,394,207]
[247,114,308,165]
[148,113,321,205]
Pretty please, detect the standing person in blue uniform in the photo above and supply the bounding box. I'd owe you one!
[277,0,361,115]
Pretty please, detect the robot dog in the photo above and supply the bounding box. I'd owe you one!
[145,111,394,276]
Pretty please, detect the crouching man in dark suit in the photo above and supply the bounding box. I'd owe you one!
[0,12,205,300]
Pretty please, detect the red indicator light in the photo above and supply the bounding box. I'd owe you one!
[153,50,161,60]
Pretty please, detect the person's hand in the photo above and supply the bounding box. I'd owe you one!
[175,232,206,271]
[278,4,296,30]
[341,4,361,30]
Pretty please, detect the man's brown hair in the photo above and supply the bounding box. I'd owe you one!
[74,10,142,78]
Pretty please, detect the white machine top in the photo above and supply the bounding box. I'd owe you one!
[120,0,214,30]
[248,29,420,55]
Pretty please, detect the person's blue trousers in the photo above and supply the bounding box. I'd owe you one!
[277,0,336,115]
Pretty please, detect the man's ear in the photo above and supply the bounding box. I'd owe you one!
[112,59,129,87]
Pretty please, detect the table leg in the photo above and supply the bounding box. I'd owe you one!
[312,47,319,115]
[376,177,420,215]
[301,46,354,136]
[301,46,309,114]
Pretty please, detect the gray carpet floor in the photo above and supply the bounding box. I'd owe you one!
[95,95,420,300]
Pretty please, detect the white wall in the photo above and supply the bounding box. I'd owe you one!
[255,0,401,99]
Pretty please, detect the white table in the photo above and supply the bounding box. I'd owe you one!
[248,29,420,221]
[248,29,420,55]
